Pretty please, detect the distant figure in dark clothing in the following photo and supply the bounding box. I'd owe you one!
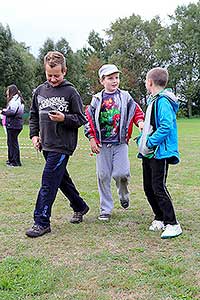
[0,84,24,167]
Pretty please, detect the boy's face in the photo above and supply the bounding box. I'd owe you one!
[45,64,66,87]
[145,77,152,93]
[100,72,120,93]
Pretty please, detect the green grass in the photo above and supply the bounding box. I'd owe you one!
[0,119,200,300]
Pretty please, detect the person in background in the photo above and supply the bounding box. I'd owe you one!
[85,64,144,221]
[137,67,182,239]
[0,84,24,167]
[26,51,89,238]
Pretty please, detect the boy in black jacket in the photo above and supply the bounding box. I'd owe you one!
[26,51,89,238]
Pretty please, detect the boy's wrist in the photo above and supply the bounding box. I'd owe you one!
[137,120,144,131]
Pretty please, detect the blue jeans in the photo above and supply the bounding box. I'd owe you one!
[34,151,87,227]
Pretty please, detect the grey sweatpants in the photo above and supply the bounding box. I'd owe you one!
[96,143,130,214]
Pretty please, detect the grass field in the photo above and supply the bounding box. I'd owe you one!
[0,119,199,300]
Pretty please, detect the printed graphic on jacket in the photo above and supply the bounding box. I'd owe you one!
[99,93,120,143]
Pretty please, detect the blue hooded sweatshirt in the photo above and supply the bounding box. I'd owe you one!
[138,89,180,164]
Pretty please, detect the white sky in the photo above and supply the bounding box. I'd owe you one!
[0,0,197,57]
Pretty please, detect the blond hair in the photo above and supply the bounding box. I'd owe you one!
[44,51,66,71]
[147,67,169,88]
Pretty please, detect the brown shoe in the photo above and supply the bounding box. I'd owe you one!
[70,205,89,224]
[26,224,51,238]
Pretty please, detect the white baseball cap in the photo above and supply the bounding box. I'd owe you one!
[98,64,121,79]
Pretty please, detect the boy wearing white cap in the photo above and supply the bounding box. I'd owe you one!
[85,64,144,221]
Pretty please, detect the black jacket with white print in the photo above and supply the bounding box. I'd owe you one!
[29,80,87,155]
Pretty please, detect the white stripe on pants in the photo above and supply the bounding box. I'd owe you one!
[96,143,130,214]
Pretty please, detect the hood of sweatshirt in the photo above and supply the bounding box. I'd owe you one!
[147,88,179,114]
[159,88,179,113]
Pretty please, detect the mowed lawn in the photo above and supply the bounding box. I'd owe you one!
[0,119,199,300]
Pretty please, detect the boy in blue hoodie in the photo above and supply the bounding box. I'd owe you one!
[138,67,182,239]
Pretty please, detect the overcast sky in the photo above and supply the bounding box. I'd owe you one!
[0,0,197,57]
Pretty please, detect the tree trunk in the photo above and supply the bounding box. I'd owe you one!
[187,96,192,118]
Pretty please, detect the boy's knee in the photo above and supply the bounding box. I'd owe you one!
[98,172,110,183]
[153,188,165,199]
[113,175,129,183]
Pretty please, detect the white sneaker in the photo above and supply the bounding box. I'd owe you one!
[149,220,165,231]
[161,223,182,239]
[98,214,111,221]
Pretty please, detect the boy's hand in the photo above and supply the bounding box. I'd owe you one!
[48,111,65,122]
[32,136,42,151]
[90,138,101,154]
[138,121,144,131]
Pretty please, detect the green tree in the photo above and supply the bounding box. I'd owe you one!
[74,31,107,104]
[35,37,77,87]
[35,38,55,85]
[0,23,13,106]
[169,2,200,117]
[6,42,37,110]
[155,2,200,117]
[105,15,164,102]
[70,49,91,105]
[87,30,108,61]
[0,23,37,110]
[55,38,75,84]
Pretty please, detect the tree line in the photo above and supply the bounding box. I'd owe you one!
[0,1,199,117]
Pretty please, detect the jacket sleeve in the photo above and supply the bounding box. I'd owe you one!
[127,99,144,141]
[84,97,100,144]
[2,100,19,117]
[29,92,40,139]
[63,90,87,128]
[132,103,145,125]
[147,97,174,148]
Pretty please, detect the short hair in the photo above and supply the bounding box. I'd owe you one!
[44,51,66,71]
[147,67,169,87]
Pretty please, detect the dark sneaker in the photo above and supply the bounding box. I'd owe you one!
[7,163,15,168]
[6,160,22,167]
[26,224,51,238]
[120,199,129,209]
[98,214,111,221]
[7,163,21,167]
[70,205,89,224]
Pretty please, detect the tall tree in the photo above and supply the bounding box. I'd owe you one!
[55,38,75,83]
[87,30,108,61]
[0,23,37,109]
[105,15,163,101]
[169,2,200,117]
[0,24,13,105]
[35,38,77,86]
[35,38,55,85]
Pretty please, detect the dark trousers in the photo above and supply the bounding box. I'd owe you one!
[7,128,22,166]
[142,157,177,225]
[34,151,87,227]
